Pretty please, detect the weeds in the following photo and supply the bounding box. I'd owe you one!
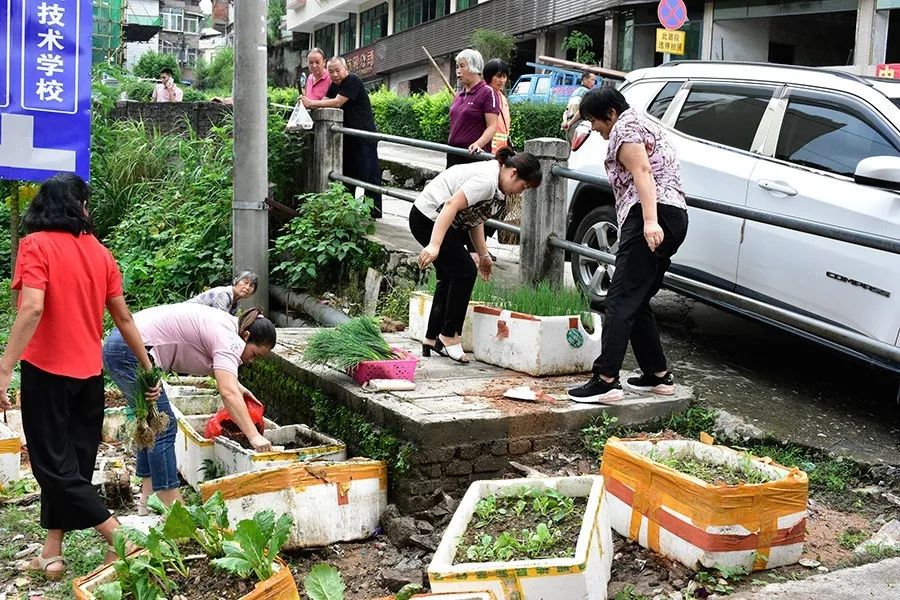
[647,446,774,486]
[839,527,868,550]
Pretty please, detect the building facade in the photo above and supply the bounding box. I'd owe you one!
[285,0,900,93]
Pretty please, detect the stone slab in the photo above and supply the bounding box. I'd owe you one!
[730,558,900,600]
[270,328,692,447]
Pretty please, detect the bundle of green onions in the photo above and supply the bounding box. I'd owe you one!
[132,365,170,449]
[303,316,395,371]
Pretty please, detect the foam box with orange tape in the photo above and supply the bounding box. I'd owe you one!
[601,436,808,572]
[200,458,388,549]
[0,422,21,488]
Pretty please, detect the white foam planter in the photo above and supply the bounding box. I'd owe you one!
[214,424,347,476]
[601,438,808,572]
[165,383,222,417]
[408,292,484,353]
[199,459,388,549]
[471,306,601,376]
[428,476,613,600]
[175,414,279,491]
[102,407,129,443]
[0,422,21,488]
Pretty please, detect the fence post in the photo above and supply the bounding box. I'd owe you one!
[311,108,344,192]
[521,137,570,287]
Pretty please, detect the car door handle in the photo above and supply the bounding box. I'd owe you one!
[757,179,798,196]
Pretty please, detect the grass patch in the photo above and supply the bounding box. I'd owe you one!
[839,527,868,550]
[847,543,900,567]
[647,446,774,485]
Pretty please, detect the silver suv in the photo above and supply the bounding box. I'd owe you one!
[566,61,900,373]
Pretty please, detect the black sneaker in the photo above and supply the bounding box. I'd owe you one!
[567,375,624,404]
[625,371,675,396]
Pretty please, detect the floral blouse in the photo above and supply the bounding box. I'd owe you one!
[605,109,686,229]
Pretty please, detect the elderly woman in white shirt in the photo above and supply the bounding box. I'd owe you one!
[187,271,258,315]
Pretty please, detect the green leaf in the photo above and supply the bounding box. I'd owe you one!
[162,501,197,540]
[94,582,123,600]
[303,563,346,600]
[212,556,253,578]
[267,512,293,559]
[396,583,424,600]
[146,494,168,515]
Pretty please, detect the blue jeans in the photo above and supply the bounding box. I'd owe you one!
[102,328,180,491]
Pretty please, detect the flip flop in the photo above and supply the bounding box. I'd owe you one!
[27,554,66,581]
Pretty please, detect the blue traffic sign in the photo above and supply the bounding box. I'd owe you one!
[658,0,688,31]
[0,0,91,182]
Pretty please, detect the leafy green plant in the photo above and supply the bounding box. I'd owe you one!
[303,563,346,600]
[195,47,235,91]
[212,509,293,582]
[471,29,517,64]
[561,30,597,65]
[303,316,395,371]
[582,412,621,455]
[161,493,232,558]
[695,565,748,595]
[132,366,168,449]
[133,51,181,83]
[0,477,37,498]
[271,183,375,292]
[530,488,575,522]
[613,585,649,600]
[200,458,226,482]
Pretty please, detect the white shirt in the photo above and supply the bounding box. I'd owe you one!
[414,160,502,222]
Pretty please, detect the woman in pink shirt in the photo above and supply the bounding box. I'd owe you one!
[103,304,277,511]
[304,47,332,101]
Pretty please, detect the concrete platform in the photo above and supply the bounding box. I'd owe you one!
[271,328,692,448]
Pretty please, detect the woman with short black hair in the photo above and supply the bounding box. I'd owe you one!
[568,87,688,404]
[0,173,157,579]
[412,148,543,363]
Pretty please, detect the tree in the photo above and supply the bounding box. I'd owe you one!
[268,0,287,44]
[195,47,234,91]
[561,30,597,65]
[470,29,516,64]
[133,51,182,82]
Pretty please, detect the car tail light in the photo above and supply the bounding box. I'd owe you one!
[572,123,592,153]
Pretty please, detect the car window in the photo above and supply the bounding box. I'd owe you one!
[674,83,777,151]
[647,81,684,119]
[535,77,551,95]
[512,79,531,95]
[775,91,900,177]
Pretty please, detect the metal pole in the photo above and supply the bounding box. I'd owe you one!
[233,0,269,314]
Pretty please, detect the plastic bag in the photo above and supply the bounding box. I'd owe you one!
[286,101,313,131]
[204,395,265,438]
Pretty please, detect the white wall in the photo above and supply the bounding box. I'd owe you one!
[125,37,159,72]
[711,19,771,62]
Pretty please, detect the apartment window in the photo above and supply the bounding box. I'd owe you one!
[360,3,388,46]
[338,14,357,54]
[315,24,336,57]
[184,16,200,34]
[160,40,178,56]
[456,0,476,9]
[393,0,450,33]
[162,8,183,32]
[183,47,199,67]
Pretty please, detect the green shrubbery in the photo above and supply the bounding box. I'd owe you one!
[195,47,235,91]
[369,87,565,147]
[133,51,181,83]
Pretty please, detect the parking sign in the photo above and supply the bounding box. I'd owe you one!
[0,0,91,182]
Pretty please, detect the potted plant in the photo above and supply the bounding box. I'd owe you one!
[304,317,417,385]
[199,459,389,550]
[469,281,600,376]
[428,476,612,600]
[73,493,300,599]
[601,435,808,572]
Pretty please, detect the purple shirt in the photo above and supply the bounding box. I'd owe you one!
[448,80,500,150]
[606,109,686,229]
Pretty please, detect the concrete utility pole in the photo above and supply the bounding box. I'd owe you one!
[232,0,269,313]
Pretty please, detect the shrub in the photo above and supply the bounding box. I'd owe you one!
[271,183,375,292]
[369,87,420,139]
[509,101,566,149]
[562,31,597,65]
[133,51,181,83]
[471,29,516,64]
[268,86,299,106]
[411,90,453,143]
[195,47,234,91]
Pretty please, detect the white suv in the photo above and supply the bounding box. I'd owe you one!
[565,61,900,373]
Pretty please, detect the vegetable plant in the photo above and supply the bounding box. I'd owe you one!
[303,316,395,371]
[131,366,169,449]
[212,509,293,582]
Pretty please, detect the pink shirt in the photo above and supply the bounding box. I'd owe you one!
[134,303,244,376]
[305,72,332,101]
[152,83,183,103]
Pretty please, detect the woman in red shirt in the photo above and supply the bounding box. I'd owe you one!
[0,174,156,580]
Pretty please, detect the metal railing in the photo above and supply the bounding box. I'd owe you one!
[322,123,900,369]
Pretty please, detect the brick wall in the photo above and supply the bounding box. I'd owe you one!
[109,102,232,137]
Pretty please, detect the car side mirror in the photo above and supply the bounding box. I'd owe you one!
[854,156,900,192]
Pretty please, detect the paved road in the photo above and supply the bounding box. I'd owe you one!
[377,147,900,467]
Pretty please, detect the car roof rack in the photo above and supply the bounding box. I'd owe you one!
[659,60,873,87]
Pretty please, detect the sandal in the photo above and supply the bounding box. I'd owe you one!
[436,337,469,364]
[28,554,66,581]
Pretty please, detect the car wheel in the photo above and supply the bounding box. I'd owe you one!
[570,205,619,307]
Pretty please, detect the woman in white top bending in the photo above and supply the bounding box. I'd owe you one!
[410,148,543,363]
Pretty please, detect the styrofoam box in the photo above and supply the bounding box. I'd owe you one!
[214,424,347,476]
[102,407,129,443]
[603,439,807,571]
[175,414,279,491]
[471,306,601,376]
[428,476,613,600]
[165,383,222,417]
[408,292,483,353]
[0,422,21,487]
[199,459,388,549]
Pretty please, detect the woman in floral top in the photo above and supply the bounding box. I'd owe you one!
[411,148,543,363]
[568,87,689,404]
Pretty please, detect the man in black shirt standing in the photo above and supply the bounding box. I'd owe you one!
[302,56,382,218]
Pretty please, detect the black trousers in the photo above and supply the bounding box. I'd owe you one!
[20,360,110,531]
[593,203,688,378]
[447,152,496,250]
[410,205,477,339]
[343,141,382,218]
